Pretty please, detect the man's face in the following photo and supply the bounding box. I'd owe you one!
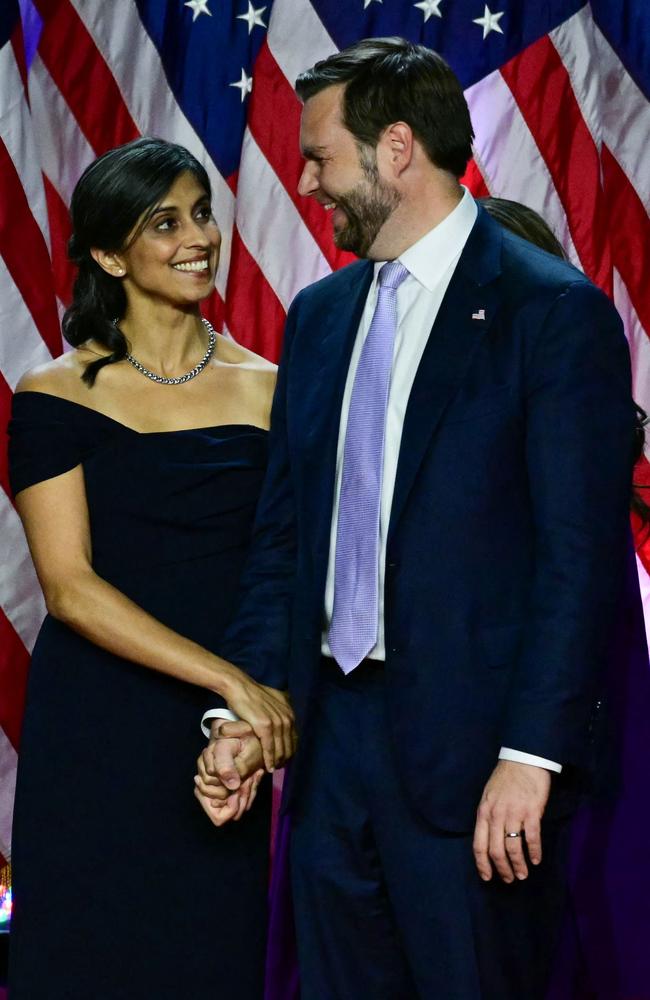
[298,84,401,258]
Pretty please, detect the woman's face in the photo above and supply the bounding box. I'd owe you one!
[118,171,221,308]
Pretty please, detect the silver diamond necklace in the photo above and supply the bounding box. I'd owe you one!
[124,318,216,385]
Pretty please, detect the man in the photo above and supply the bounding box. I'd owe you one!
[196,38,636,998]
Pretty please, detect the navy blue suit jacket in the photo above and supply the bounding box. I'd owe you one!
[219,205,636,832]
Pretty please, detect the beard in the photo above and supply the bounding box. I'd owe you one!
[331,148,401,258]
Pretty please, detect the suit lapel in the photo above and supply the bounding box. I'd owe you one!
[388,207,503,541]
[298,261,374,553]
[310,261,374,437]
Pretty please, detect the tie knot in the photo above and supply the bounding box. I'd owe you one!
[378,260,409,290]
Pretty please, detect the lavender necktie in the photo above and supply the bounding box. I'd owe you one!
[328,260,409,673]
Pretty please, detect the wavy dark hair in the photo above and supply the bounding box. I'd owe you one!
[62,137,211,386]
[481,196,649,527]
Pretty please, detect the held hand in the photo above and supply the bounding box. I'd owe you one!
[472,760,552,883]
[196,728,265,796]
[219,670,296,772]
[194,726,265,826]
[194,771,264,827]
[196,737,243,798]
[222,726,265,781]
[218,719,253,740]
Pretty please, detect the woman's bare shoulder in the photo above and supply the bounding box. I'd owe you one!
[15,347,96,397]
[215,334,277,374]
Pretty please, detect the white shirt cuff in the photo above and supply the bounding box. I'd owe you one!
[201,708,239,739]
[499,747,562,773]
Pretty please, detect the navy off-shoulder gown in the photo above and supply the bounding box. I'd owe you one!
[8,391,271,999]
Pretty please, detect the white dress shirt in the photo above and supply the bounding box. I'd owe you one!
[322,189,477,660]
[203,189,561,773]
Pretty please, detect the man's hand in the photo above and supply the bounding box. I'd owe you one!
[194,771,263,827]
[194,721,266,827]
[198,721,265,791]
[472,760,552,883]
[194,723,265,827]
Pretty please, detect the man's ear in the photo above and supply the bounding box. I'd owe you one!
[90,248,126,278]
[382,121,414,177]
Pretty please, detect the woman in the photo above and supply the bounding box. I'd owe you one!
[8,137,294,998]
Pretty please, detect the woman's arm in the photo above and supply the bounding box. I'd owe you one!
[16,463,294,769]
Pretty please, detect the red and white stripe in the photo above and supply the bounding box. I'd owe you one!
[1,0,648,861]
[0,16,57,862]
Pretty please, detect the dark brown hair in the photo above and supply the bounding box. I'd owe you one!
[63,137,211,386]
[295,37,474,178]
[480,197,566,259]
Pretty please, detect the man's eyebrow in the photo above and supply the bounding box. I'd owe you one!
[301,144,329,159]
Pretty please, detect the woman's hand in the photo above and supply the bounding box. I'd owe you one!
[194,734,266,827]
[194,770,264,827]
[218,669,296,772]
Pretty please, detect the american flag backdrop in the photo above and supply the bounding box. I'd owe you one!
[1,0,649,866]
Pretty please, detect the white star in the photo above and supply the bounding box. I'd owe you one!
[237,2,267,33]
[185,0,212,22]
[363,0,382,8]
[414,0,443,21]
[230,67,253,102]
[472,4,504,39]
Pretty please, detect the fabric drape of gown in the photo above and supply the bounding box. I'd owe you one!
[8,391,271,1000]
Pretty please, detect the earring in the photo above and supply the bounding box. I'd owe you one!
[115,268,125,276]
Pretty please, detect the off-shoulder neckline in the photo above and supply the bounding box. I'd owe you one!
[14,390,269,437]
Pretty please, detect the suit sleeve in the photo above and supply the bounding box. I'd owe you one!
[501,280,636,767]
[208,296,302,706]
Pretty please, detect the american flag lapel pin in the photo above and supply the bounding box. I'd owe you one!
[472,308,486,321]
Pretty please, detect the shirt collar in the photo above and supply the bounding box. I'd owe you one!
[373,187,478,293]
